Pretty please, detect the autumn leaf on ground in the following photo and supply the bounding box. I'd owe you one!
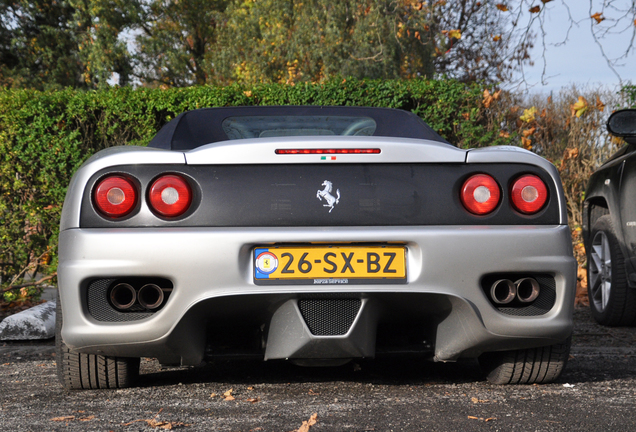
[243,90,252,97]
[496,3,508,11]
[51,416,75,421]
[596,96,605,112]
[571,96,589,117]
[448,29,461,39]
[224,389,235,401]
[499,131,510,138]
[520,106,537,123]
[591,12,604,24]
[123,409,190,429]
[468,415,497,421]
[492,35,501,42]
[529,5,540,13]
[471,397,489,403]
[294,413,318,432]
[413,2,423,10]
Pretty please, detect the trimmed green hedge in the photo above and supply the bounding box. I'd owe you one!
[0,79,511,297]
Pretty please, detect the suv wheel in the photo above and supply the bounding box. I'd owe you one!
[587,215,636,326]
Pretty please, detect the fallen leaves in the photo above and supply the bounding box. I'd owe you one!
[224,389,235,401]
[529,5,540,13]
[51,416,75,422]
[210,388,260,403]
[123,409,190,429]
[294,413,318,432]
[468,415,496,422]
[51,415,96,423]
[471,397,490,403]
[496,3,508,12]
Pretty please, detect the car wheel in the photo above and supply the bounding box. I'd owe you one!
[56,292,140,390]
[587,215,636,326]
[478,337,571,385]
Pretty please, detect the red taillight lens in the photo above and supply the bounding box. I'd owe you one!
[93,175,137,218]
[511,175,548,214]
[148,174,192,218]
[460,174,501,215]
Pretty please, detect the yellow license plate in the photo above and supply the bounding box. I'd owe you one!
[253,245,406,285]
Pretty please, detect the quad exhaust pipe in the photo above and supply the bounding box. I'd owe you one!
[109,281,170,311]
[490,277,540,305]
[110,283,137,310]
[490,279,517,304]
[138,283,165,310]
[514,277,540,303]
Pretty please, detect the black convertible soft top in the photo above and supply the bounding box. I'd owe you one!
[147,106,449,150]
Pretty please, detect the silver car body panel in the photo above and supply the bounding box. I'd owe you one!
[58,136,576,365]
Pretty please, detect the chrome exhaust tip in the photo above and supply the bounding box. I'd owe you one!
[110,283,136,310]
[490,279,516,304]
[138,283,165,310]
[515,278,540,303]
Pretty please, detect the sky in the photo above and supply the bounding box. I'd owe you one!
[511,1,635,93]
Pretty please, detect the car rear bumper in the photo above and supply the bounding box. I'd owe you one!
[57,225,576,365]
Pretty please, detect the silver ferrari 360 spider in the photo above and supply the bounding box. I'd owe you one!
[56,106,576,389]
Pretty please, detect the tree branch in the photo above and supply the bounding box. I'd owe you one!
[2,274,57,294]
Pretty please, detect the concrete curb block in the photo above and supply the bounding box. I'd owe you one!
[0,301,56,340]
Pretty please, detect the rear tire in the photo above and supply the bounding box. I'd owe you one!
[478,338,571,385]
[56,292,140,389]
[587,215,636,326]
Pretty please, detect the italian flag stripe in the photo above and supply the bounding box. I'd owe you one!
[321,156,337,160]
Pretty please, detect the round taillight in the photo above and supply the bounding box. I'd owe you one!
[93,175,137,218]
[148,174,192,218]
[511,174,548,214]
[460,174,501,215]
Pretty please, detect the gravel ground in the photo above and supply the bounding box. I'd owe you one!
[1,306,635,432]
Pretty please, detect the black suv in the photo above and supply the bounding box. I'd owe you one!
[583,109,636,326]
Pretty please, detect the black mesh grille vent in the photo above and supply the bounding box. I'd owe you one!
[298,299,361,336]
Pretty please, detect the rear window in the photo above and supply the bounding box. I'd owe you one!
[221,116,377,139]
